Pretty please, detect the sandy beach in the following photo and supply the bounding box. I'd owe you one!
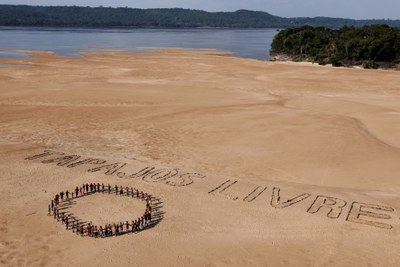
[1,49,400,266]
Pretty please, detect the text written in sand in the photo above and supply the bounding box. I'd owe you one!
[26,150,397,231]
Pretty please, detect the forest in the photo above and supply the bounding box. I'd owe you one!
[270,25,400,68]
[0,5,400,28]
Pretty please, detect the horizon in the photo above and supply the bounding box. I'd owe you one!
[0,1,399,20]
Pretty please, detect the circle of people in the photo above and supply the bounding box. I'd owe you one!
[48,183,153,238]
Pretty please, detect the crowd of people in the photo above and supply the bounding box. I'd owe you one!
[48,183,153,238]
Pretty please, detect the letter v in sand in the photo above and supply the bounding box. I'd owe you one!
[270,187,311,208]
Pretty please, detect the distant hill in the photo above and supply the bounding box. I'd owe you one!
[0,5,399,28]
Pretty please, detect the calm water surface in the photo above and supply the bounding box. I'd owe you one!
[0,27,278,60]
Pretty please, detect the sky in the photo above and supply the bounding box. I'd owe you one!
[0,0,399,20]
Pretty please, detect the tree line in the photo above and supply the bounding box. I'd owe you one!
[270,25,400,69]
[0,5,400,28]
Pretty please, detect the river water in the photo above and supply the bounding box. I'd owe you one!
[0,27,278,60]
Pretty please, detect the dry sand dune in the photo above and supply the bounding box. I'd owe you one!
[1,49,400,266]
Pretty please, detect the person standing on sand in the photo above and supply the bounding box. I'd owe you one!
[120,186,123,195]
[50,200,54,211]
[99,226,103,237]
[48,204,51,215]
[108,184,111,194]
[60,191,64,202]
[115,185,118,195]
[54,194,59,206]
[75,186,79,197]
[102,183,105,193]
[65,216,69,230]
[147,204,152,217]
[94,226,98,238]
[66,190,69,199]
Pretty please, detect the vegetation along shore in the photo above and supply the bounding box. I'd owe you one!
[270,25,400,69]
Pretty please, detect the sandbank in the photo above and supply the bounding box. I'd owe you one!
[1,49,400,266]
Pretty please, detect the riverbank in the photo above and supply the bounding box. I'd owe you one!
[270,53,400,70]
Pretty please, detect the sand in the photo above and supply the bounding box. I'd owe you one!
[0,49,400,266]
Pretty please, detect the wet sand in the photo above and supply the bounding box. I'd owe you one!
[1,49,400,266]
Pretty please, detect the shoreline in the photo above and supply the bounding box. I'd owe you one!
[2,48,400,73]
[270,54,400,71]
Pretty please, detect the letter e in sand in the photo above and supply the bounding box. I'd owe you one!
[346,202,394,230]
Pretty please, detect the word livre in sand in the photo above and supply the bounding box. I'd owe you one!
[208,180,396,230]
